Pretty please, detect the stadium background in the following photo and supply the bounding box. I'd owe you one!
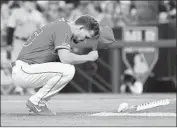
[1,0,176,95]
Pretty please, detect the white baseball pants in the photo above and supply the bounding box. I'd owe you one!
[12,60,75,105]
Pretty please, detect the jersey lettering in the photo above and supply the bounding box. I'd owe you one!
[24,28,43,47]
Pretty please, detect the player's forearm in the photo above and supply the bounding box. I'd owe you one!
[61,52,90,65]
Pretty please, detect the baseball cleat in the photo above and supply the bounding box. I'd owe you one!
[26,100,56,116]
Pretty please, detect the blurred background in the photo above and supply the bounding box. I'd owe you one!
[1,0,176,95]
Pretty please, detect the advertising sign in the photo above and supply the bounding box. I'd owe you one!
[122,27,159,83]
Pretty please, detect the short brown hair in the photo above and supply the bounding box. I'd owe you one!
[75,15,100,39]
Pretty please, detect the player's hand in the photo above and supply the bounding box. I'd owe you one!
[87,50,99,62]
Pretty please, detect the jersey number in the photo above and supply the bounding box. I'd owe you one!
[24,28,43,46]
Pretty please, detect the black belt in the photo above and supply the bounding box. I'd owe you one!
[15,36,28,41]
[11,61,30,67]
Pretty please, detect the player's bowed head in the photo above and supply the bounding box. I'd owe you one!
[81,15,115,49]
[72,14,115,49]
[71,14,100,44]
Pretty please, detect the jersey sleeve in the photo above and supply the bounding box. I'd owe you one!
[53,21,72,51]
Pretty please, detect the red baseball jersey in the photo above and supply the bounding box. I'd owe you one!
[17,19,72,64]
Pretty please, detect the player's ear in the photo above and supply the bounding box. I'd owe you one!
[79,26,84,30]
[79,25,84,30]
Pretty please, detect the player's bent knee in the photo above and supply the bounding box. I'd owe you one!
[62,65,75,81]
[67,65,75,80]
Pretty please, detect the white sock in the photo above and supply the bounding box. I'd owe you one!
[29,95,41,105]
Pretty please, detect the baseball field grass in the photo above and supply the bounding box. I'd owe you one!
[1,93,176,127]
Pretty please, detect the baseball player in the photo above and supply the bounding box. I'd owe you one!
[11,15,115,115]
[7,1,45,94]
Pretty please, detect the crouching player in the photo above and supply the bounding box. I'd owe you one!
[11,15,115,115]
